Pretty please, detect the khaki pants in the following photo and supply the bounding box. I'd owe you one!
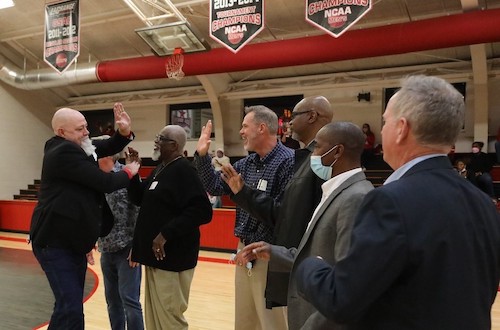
[144,266,195,330]
[235,241,288,330]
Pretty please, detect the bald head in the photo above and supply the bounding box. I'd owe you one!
[161,125,187,153]
[51,107,89,146]
[318,121,365,161]
[291,96,334,145]
[301,96,333,124]
[52,108,85,134]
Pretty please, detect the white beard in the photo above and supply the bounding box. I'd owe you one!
[81,137,96,157]
[152,149,160,161]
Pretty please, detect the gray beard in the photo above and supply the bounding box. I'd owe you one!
[152,149,160,161]
[81,137,96,156]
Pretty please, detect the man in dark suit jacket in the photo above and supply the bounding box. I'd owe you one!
[296,75,500,329]
[30,103,140,330]
[237,122,374,330]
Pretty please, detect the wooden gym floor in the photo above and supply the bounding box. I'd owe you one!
[2,231,500,330]
[0,232,234,330]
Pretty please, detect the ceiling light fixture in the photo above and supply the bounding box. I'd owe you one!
[123,0,210,56]
[122,0,186,27]
[0,0,14,10]
[135,21,210,56]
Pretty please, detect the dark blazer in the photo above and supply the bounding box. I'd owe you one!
[271,171,373,330]
[30,133,133,254]
[231,143,324,306]
[296,156,500,330]
[130,157,212,272]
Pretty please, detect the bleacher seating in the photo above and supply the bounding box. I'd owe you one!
[13,179,39,201]
[11,155,500,204]
[364,169,392,187]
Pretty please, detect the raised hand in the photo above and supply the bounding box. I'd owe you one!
[114,102,132,136]
[125,146,141,165]
[221,164,244,194]
[196,120,212,156]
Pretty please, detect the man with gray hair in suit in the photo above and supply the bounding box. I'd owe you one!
[297,75,500,329]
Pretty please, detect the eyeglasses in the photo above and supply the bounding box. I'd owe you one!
[291,110,313,119]
[155,134,176,143]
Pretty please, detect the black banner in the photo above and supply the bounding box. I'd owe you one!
[210,0,264,53]
[306,0,371,38]
[44,0,80,73]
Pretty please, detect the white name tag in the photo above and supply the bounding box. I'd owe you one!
[257,179,267,191]
[149,181,158,190]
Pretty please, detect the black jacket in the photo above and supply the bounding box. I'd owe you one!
[30,133,133,254]
[129,157,212,271]
[232,142,323,306]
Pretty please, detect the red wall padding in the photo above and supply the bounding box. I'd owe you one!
[0,200,35,232]
[200,209,238,251]
[0,200,239,251]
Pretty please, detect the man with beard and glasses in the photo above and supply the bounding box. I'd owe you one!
[29,103,140,330]
[128,125,212,329]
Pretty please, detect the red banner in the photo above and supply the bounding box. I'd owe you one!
[306,0,371,38]
[210,0,264,53]
[44,0,80,73]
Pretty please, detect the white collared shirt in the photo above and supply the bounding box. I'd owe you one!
[306,168,363,232]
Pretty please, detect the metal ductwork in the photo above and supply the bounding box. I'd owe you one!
[0,56,97,90]
[2,8,500,90]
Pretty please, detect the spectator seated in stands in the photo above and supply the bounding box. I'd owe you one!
[361,123,376,169]
[467,141,497,204]
[455,159,468,179]
[211,148,230,171]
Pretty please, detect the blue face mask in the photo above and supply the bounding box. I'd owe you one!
[310,145,339,180]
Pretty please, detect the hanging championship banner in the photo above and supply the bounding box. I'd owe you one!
[44,0,80,73]
[306,0,371,38]
[210,0,264,53]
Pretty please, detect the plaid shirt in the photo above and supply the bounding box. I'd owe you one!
[194,141,294,244]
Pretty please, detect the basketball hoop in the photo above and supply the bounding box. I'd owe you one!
[165,48,185,80]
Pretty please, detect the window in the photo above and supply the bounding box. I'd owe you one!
[170,102,213,139]
[82,109,115,137]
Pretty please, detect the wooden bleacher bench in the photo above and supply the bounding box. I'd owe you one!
[364,169,393,187]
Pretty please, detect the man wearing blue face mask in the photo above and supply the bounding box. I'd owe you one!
[237,122,374,330]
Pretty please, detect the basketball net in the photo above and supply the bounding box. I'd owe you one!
[165,48,185,81]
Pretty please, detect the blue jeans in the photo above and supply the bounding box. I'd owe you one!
[32,245,86,330]
[101,247,144,330]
